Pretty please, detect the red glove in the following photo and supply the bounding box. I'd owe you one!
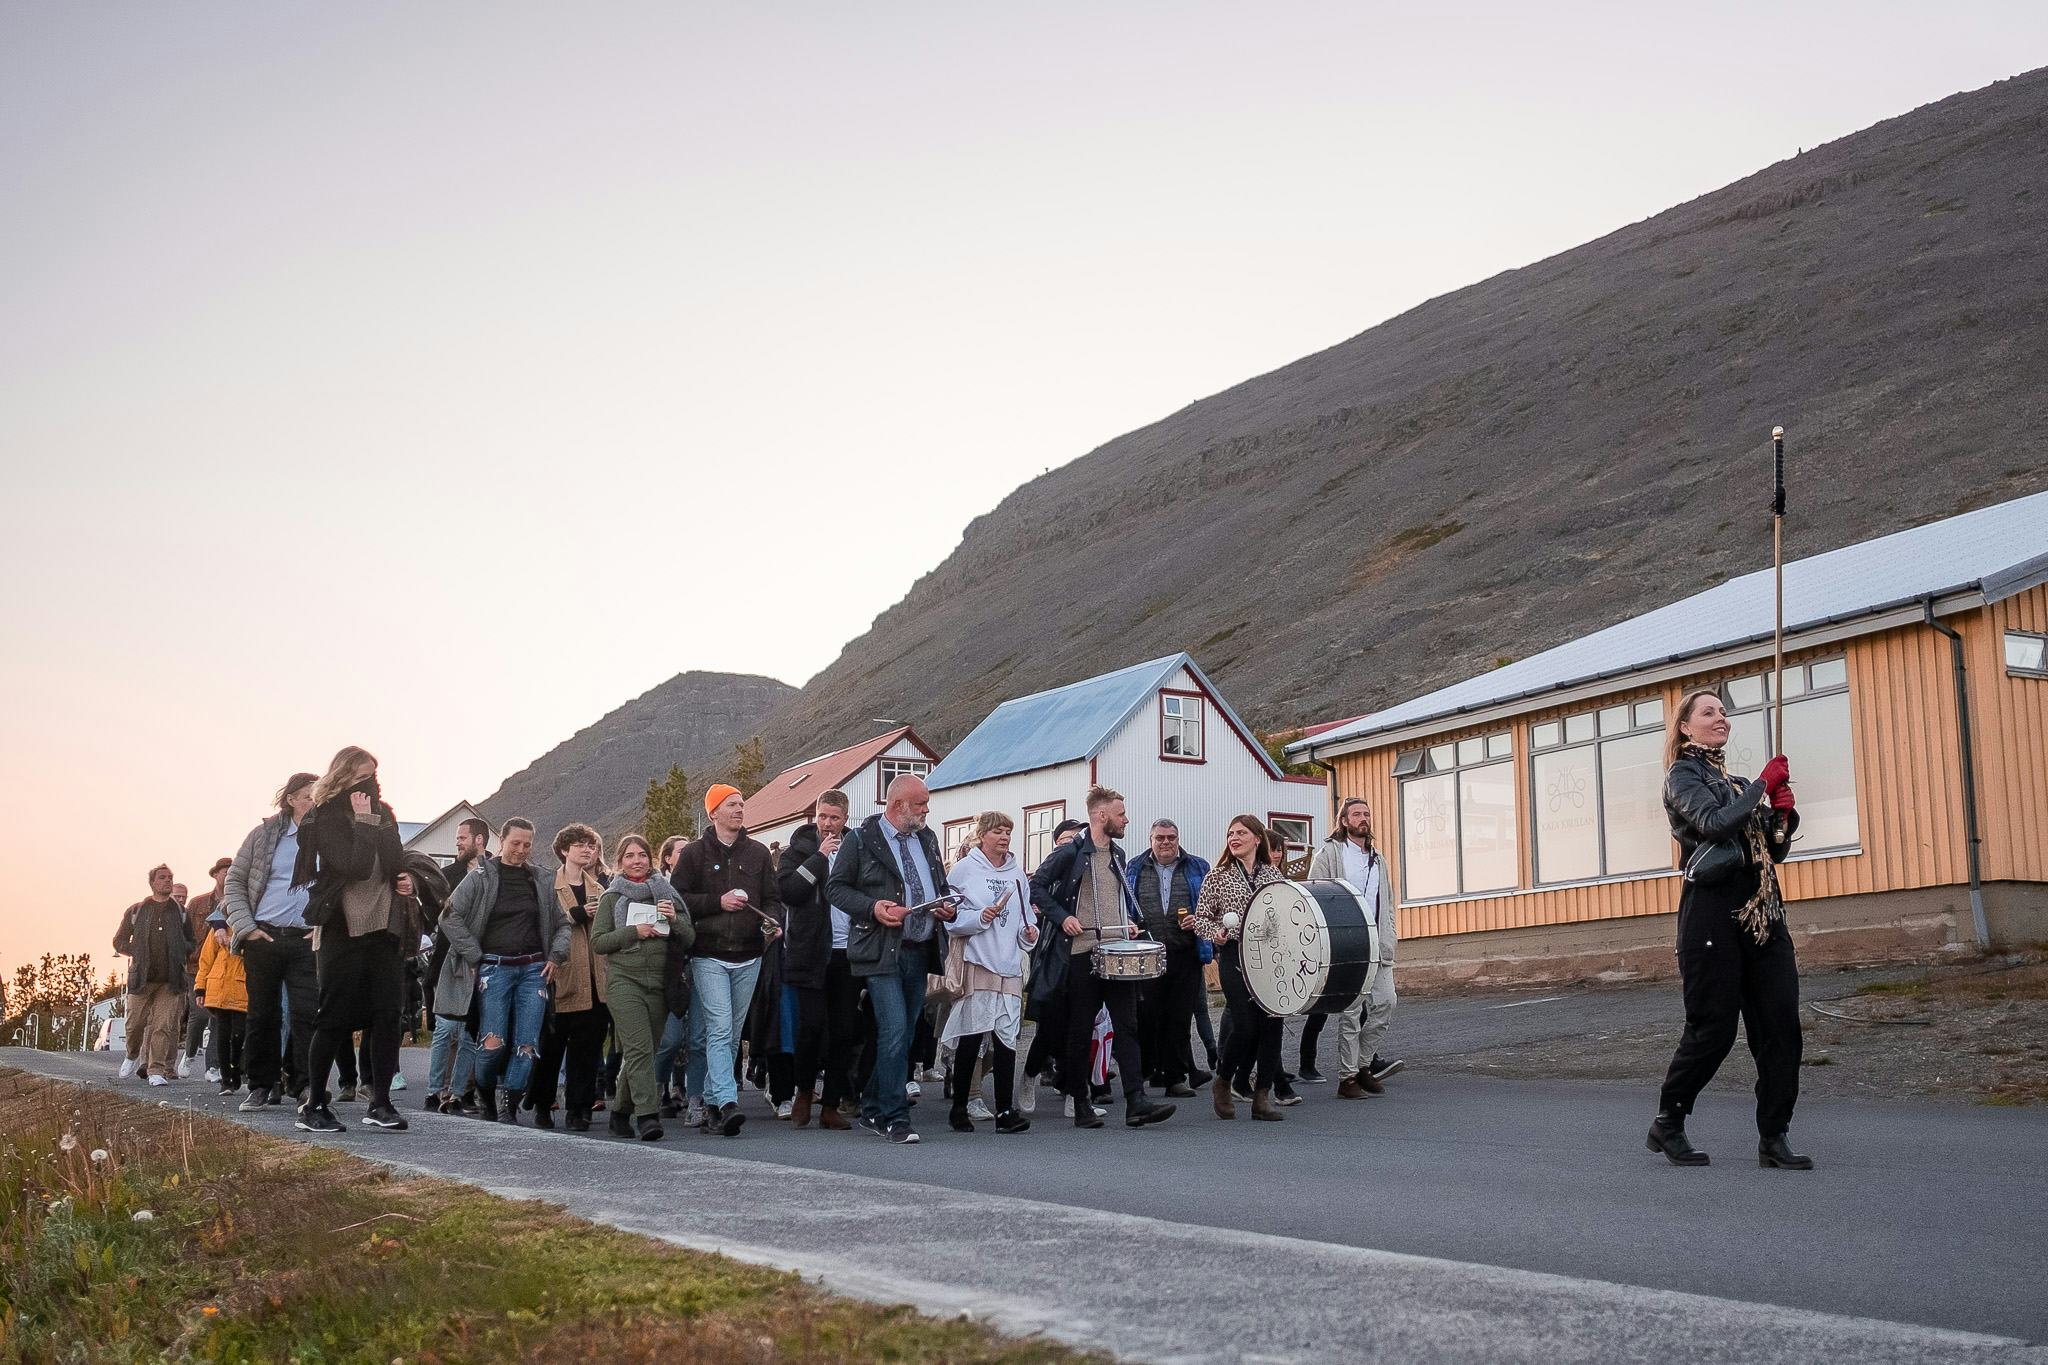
[1759,754,1790,792]
[1769,782,1795,813]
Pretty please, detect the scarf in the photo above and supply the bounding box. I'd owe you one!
[605,872,681,906]
[1680,743,1783,944]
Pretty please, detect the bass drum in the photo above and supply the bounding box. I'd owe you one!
[1240,880,1380,1017]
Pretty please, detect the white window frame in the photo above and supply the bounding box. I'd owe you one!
[875,757,931,802]
[1160,691,1205,762]
[1392,732,1517,903]
[1716,658,1858,857]
[2006,630,2048,679]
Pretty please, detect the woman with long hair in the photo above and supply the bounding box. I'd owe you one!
[653,833,696,1119]
[1649,687,1809,1169]
[290,746,411,1133]
[942,811,1038,1134]
[592,834,694,1139]
[1189,815,1287,1122]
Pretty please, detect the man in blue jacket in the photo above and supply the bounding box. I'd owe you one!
[1125,818,1210,1098]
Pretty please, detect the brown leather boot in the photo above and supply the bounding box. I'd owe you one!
[791,1091,812,1128]
[1251,1087,1284,1121]
[1337,1076,1367,1099]
[1211,1075,1237,1119]
[819,1107,851,1131]
[1356,1069,1385,1096]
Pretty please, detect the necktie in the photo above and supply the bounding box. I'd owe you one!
[896,834,927,904]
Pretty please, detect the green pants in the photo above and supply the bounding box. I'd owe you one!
[607,972,666,1121]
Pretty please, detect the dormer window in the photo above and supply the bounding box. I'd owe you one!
[1161,691,1205,762]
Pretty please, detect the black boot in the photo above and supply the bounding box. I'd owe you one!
[949,1105,975,1133]
[1647,1114,1709,1166]
[1759,1133,1814,1170]
[1125,1093,1175,1127]
[1072,1096,1103,1129]
[476,1086,499,1123]
[608,1107,635,1138]
[565,1110,591,1132]
[498,1089,522,1125]
[636,1113,665,1141]
[994,1109,1031,1134]
[532,1102,555,1130]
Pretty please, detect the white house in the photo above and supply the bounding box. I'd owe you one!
[926,653,1324,869]
[742,725,942,855]
[398,800,489,867]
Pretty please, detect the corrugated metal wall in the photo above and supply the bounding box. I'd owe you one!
[1329,601,2043,940]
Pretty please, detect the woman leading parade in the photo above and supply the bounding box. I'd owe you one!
[1189,815,1287,1123]
[1648,688,1812,1170]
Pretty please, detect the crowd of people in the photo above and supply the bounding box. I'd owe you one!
[110,747,1407,1143]
[114,696,1812,1169]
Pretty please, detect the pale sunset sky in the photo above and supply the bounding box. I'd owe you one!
[2,3,2043,984]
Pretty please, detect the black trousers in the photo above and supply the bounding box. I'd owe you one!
[183,988,209,1059]
[530,1004,609,1116]
[206,1007,246,1086]
[1139,947,1203,1085]
[951,1033,1016,1117]
[1218,942,1283,1092]
[1063,963,1146,1102]
[241,928,318,1095]
[1659,893,1802,1137]
[308,928,404,1109]
[792,951,862,1106]
[1298,1012,1327,1070]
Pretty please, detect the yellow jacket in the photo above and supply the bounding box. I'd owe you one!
[195,930,248,1013]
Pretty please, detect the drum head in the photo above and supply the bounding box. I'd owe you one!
[1241,880,1379,1016]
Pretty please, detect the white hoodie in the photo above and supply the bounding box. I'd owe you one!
[945,845,1037,979]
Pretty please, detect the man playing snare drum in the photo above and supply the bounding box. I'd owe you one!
[1028,786,1175,1130]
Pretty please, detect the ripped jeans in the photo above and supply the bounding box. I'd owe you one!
[472,956,550,1094]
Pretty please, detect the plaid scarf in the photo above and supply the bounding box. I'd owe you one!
[1680,744,1783,944]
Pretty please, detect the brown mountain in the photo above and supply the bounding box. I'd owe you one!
[479,671,795,844]
[754,67,2048,768]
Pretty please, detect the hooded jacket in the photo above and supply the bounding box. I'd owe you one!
[945,845,1038,978]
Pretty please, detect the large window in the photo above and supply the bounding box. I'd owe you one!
[875,757,931,802]
[1393,732,1516,901]
[1161,691,1205,761]
[2008,631,2047,678]
[941,818,979,866]
[1023,802,1066,871]
[1716,657,1859,854]
[1531,697,1669,885]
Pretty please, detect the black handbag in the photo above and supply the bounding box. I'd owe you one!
[1683,837,1749,887]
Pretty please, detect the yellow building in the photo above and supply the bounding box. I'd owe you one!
[1289,491,2048,988]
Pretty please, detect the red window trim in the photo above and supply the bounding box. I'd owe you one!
[1159,688,1207,765]
[1267,811,1315,851]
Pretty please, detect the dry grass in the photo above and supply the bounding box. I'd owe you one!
[0,1068,1098,1365]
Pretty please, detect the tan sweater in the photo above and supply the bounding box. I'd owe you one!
[1069,845,1130,955]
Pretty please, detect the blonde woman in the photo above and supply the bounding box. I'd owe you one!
[943,812,1039,1134]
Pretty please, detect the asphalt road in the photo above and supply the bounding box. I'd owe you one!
[7,1046,2043,1365]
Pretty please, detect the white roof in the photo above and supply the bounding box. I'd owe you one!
[1293,488,2048,754]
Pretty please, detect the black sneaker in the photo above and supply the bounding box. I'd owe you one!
[1230,1081,1254,1102]
[885,1121,920,1144]
[295,1104,345,1133]
[1188,1068,1213,1087]
[1297,1067,1327,1084]
[239,1088,271,1112]
[718,1102,746,1137]
[994,1110,1031,1134]
[1368,1056,1405,1082]
[608,1110,635,1138]
[363,1103,409,1131]
[637,1114,666,1142]
[269,1089,288,1106]
[1073,1101,1104,1129]
[1274,1081,1303,1107]
[219,1083,240,1097]
[858,1113,886,1138]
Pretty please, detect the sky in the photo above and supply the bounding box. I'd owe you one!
[2,2,2043,984]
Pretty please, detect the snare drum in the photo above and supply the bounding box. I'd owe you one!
[1091,939,1167,981]
[1239,880,1380,1017]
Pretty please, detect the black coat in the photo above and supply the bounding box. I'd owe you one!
[1664,755,1799,869]
[777,823,838,990]
[1028,830,1143,929]
[295,789,405,930]
[825,814,950,979]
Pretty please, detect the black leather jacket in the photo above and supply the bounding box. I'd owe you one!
[1664,755,1798,867]
[777,822,837,990]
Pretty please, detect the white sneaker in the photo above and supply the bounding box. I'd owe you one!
[919,1066,946,1083]
[1018,1073,1038,1114]
[905,1080,921,1099]
[967,1097,994,1121]
[148,1074,168,1087]
[118,1058,138,1080]
[391,1072,407,1092]
[775,1100,793,1120]
[177,1057,192,1079]
[205,1067,222,1084]
[1063,1095,1074,1118]
[684,1102,705,1129]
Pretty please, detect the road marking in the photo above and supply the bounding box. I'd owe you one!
[1488,995,1565,1010]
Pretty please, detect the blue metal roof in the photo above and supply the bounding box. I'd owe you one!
[927,653,1207,791]
[1294,487,2048,754]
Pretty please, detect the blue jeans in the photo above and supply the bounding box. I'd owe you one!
[689,957,761,1110]
[861,940,929,1128]
[473,958,550,1093]
[655,1011,689,1096]
[427,1015,476,1096]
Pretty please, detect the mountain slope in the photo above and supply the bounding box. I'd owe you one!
[480,671,795,843]
[757,68,2048,767]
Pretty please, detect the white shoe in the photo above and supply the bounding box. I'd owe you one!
[775,1100,793,1120]
[1018,1073,1038,1114]
[177,1057,192,1079]
[684,1102,704,1129]
[905,1080,921,1099]
[148,1074,168,1087]
[1063,1095,1074,1118]
[967,1097,994,1121]
[390,1072,407,1092]
[118,1059,138,1080]
[919,1066,945,1083]
[204,1067,222,1084]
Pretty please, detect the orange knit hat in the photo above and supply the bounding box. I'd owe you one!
[703,783,742,817]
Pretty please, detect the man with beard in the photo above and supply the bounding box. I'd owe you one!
[1029,786,1173,1130]
[1309,797,1402,1098]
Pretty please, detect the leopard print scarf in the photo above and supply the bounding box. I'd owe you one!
[1680,744,1783,944]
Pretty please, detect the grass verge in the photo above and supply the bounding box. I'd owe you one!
[0,1067,1097,1364]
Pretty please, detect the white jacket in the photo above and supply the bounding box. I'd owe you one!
[945,846,1038,978]
[1308,839,1397,964]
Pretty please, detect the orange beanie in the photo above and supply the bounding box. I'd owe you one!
[703,783,742,818]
